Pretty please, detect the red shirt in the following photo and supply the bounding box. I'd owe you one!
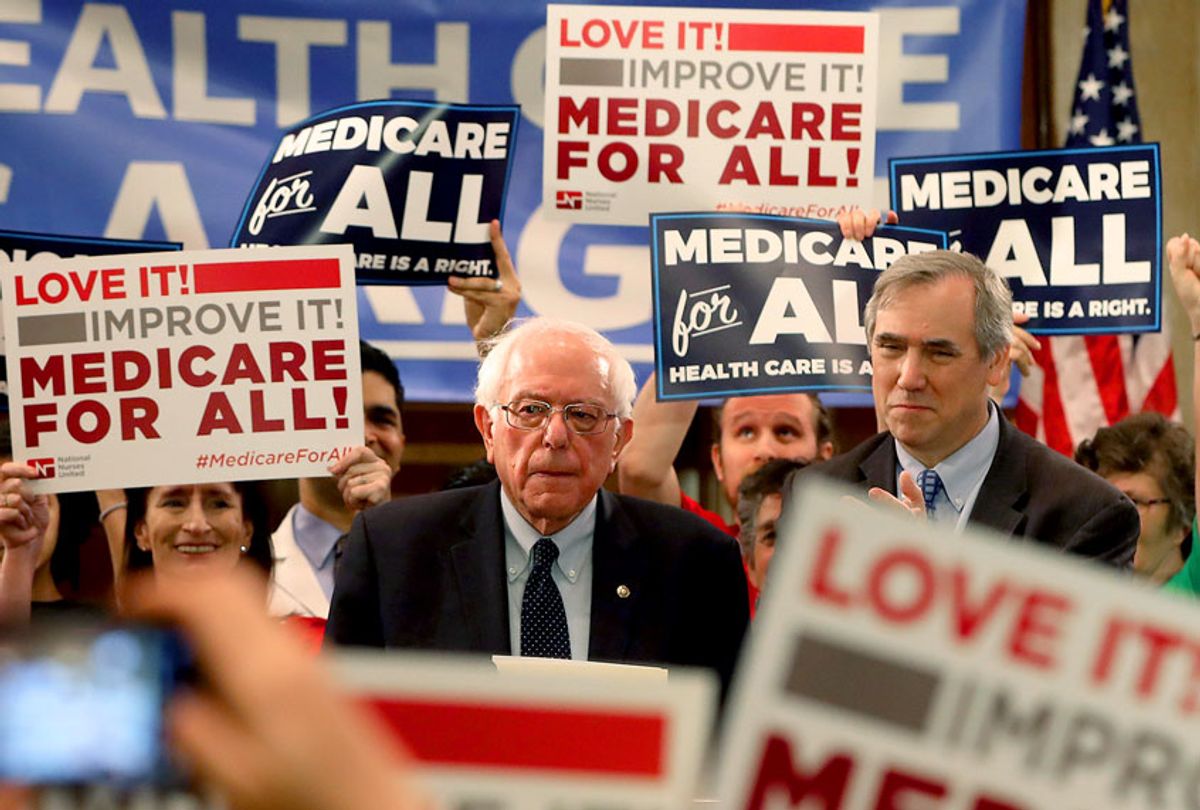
[679,493,759,617]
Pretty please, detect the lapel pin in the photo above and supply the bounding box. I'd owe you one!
[616,584,630,599]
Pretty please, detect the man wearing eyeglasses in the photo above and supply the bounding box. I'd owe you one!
[327,317,749,695]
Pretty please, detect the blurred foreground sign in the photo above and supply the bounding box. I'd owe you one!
[717,479,1200,809]
[335,654,715,810]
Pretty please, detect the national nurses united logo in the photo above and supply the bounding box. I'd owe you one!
[556,190,583,210]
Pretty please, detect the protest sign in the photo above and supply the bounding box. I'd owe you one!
[334,653,716,810]
[0,230,180,356]
[717,478,1200,810]
[3,245,363,493]
[891,144,1162,335]
[544,5,878,226]
[232,101,519,285]
[651,214,945,400]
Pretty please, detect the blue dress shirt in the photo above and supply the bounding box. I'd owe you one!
[291,502,343,600]
[895,402,1000,531]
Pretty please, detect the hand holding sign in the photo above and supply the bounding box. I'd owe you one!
[0,463,50,553]
[837,206,897,241]
[1168,233,1200,333]
[330,446,394,512]
[446,219,522,343]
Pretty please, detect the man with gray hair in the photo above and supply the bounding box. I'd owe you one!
[328,316,749,693]
[804,234,1138,565]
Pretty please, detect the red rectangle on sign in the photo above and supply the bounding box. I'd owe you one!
[193,258,341,293]
[363,697,665,777]
[727,23,864,54]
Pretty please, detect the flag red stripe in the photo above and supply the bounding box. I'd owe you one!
[1141,354,1179,415]
[361,697,665,777]
[193,258,341,292]
[1033,344,1076,455]
[727,23,864,53]
[1084,335,1130,424]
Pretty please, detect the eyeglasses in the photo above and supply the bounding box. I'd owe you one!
[498,399,616,435]
[1127,495,1171,510]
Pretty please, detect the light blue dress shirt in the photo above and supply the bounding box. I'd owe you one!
[895,402,1000,531]
[291,502,343,600]
[501,489,594,661]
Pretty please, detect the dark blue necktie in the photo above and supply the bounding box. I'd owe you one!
[918,468,943,516]
[520,538,571,659]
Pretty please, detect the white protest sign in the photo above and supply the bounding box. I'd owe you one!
[3,245,362,493]
[544,4,878,225]
[717,479,1200,810]
[334,652,716,810]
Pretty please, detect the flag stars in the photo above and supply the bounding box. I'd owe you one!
[1089,128,1115,147]
[1116,119,1139,142]
[1107,44,1129,69]
[1078,73,1105,101]
[1104,7,1125,32]
[1069,109,1089,135]
[1112,82,1134,106]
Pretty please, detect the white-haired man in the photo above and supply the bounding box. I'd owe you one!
[327,317,749,694]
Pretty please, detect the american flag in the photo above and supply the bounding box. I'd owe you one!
[1015,0,1177,454]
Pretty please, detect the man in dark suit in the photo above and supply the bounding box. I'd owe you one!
[327,317,748,694]
[803,218,1138,565]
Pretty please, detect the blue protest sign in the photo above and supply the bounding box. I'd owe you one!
[890,144,1162,335]
[231,101,518,285]
[651,214,945,400]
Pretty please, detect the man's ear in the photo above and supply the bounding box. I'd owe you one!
[818,441,835,460]
[611,418,635,470]
[473,404,496,464]
[985,346,1009,388]
[710,442,726,484]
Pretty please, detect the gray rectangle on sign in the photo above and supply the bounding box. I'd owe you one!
[560,58,623,87]
[18,312,86,346]
[785,632,940,733]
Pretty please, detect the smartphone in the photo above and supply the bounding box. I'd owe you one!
[0,614,191,786]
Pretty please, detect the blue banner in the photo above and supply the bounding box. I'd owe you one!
[651,214,945,399]
[0,0,1025,403]
[231,101,518,286]
[890,144,1162,335]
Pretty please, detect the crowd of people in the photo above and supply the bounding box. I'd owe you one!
[2,215,1200,808]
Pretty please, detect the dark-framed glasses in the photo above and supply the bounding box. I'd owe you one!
[498,399,616,435]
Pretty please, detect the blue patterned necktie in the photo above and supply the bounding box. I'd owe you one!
[918,469,943,517]
[520,538,571,659]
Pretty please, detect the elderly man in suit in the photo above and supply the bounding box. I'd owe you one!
[803,223,1138,565]
[327,317,748,693]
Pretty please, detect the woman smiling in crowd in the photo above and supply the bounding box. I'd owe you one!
[123,481,273,583]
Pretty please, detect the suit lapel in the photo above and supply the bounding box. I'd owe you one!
[965,416,1026,537]
[859,434,899,493]
[448,482,511,653]
[588,491,648,662]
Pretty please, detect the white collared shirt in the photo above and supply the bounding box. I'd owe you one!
[500,488,595,660]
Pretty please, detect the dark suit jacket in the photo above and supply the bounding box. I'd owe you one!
[326,482,749,694]
[802,415,1139,566]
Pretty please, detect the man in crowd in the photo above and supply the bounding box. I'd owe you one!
[618,379,834,611]
[803,232,1138,564]
[270,221,521,618]
[619,380,834,534]
[268,341,407,618]
[327,317,748,694]
[735,458,808,598]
